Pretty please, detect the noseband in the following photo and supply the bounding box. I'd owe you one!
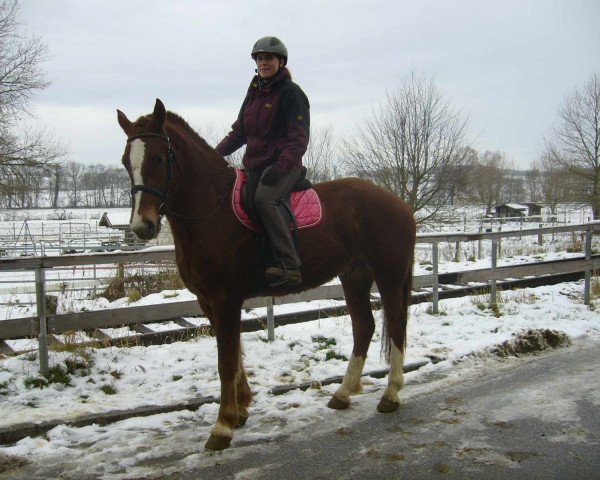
[127,132,175,206]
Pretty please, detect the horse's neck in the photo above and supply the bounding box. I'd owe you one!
[168,124,230,198]
[165,125,232,240]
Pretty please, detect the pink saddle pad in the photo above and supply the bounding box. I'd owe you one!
[231,169,322,232]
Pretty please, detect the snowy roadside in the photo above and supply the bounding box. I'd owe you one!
[0,280,598,455]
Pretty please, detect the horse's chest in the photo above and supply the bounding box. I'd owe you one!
[175,246,224,293]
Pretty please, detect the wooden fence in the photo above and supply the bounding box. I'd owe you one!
[1,222,599,373]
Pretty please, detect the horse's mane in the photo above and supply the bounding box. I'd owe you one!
[165,111,214,152]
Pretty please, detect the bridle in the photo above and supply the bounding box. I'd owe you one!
[126,131,233,221]
[127,132,174,206]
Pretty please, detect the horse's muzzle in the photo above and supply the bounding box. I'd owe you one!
[131,219,160,240]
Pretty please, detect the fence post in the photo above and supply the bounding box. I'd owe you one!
[267,297,275,341]
[497,225,502,258]
[35,267,49,375]
[584,229,592,305]
[538,223,543,246]
[432,242,439,314]
[490,237,498,305]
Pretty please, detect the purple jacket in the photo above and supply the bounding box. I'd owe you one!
[215,67,310,172]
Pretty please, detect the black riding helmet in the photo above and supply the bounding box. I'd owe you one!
[251,36,288,66]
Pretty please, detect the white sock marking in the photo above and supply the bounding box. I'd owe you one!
[334,354,365,403]
[384,342,405,402]
[211,420,233,439]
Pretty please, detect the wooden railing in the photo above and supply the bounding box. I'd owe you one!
[1,222,599,373]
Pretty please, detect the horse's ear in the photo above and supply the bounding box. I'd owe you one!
[117,109,134,136]
[153,98,166,127]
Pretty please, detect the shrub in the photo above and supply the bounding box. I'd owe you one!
[312,336,337,349]
[100,269,185,302]
[128,288,142,303]
[24,376,48,389]
[100,384,117,395]
[24,364,72,390]
[566,241,583,253]
[46,365,71,386]
[325,350,348,361]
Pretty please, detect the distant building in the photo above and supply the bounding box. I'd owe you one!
[494,203,528,218]
[98,211,172,246]
[494,202,544,220]
[98,211,138,245]
[98,211,131,229]
[523,202,543,217]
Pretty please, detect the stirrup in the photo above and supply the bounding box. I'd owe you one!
[265,262,301,287]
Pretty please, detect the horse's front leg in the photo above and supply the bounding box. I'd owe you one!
[205,300,245,451]
[236,349,252,428]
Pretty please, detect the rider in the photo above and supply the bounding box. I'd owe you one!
[215,36,310,286]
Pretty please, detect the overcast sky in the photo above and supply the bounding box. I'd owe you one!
[18,0,600,170]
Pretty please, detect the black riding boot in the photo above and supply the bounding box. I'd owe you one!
[255,166,303,286]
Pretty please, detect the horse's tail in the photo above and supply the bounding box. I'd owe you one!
[380,253,413,363]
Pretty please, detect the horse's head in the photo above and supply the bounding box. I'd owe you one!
[117,98,173,240]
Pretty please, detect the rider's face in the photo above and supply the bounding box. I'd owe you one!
[255,54,282,79]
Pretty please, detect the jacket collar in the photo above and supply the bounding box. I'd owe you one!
[250,67,291,91]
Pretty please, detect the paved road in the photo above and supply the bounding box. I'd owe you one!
[179,339,600,480]
[2,338,599,479]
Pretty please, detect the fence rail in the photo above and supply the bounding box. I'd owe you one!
[1,222,599,373]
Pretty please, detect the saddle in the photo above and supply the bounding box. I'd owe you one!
[231,168,322,232]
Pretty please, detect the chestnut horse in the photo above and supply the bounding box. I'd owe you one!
[117,99,416,451]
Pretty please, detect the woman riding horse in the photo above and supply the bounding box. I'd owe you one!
[117,97,415,451]
[216,36,309,287]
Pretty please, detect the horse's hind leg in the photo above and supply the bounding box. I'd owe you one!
[373,262,412,413]
[328,259,375,410]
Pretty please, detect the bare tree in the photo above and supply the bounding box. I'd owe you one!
[50,163,61,208]
[446,146,478,205]
[502,170,527,203]
[534,154,585,215]
[466,150,512,215]
[104,167,130,206]
[0,1,48,123]
[0,126,67,195]
[304,126,341,182]
[0,0,67,199]
[64,160,84,206]
[524,167,542,203]
[343,71,470,224]
[543,72,600,218]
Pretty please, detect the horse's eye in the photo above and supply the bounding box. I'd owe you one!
[154,154,163,164]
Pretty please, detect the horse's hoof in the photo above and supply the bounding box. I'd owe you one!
[377,397,400,413]
[236,414,249,428]
[205,434,232,451]
[327,395,350,410]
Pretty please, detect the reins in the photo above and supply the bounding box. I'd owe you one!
[127,132,234,222]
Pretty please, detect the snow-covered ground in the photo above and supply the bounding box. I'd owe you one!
[0,204,599,478]
[0,279,599,478]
